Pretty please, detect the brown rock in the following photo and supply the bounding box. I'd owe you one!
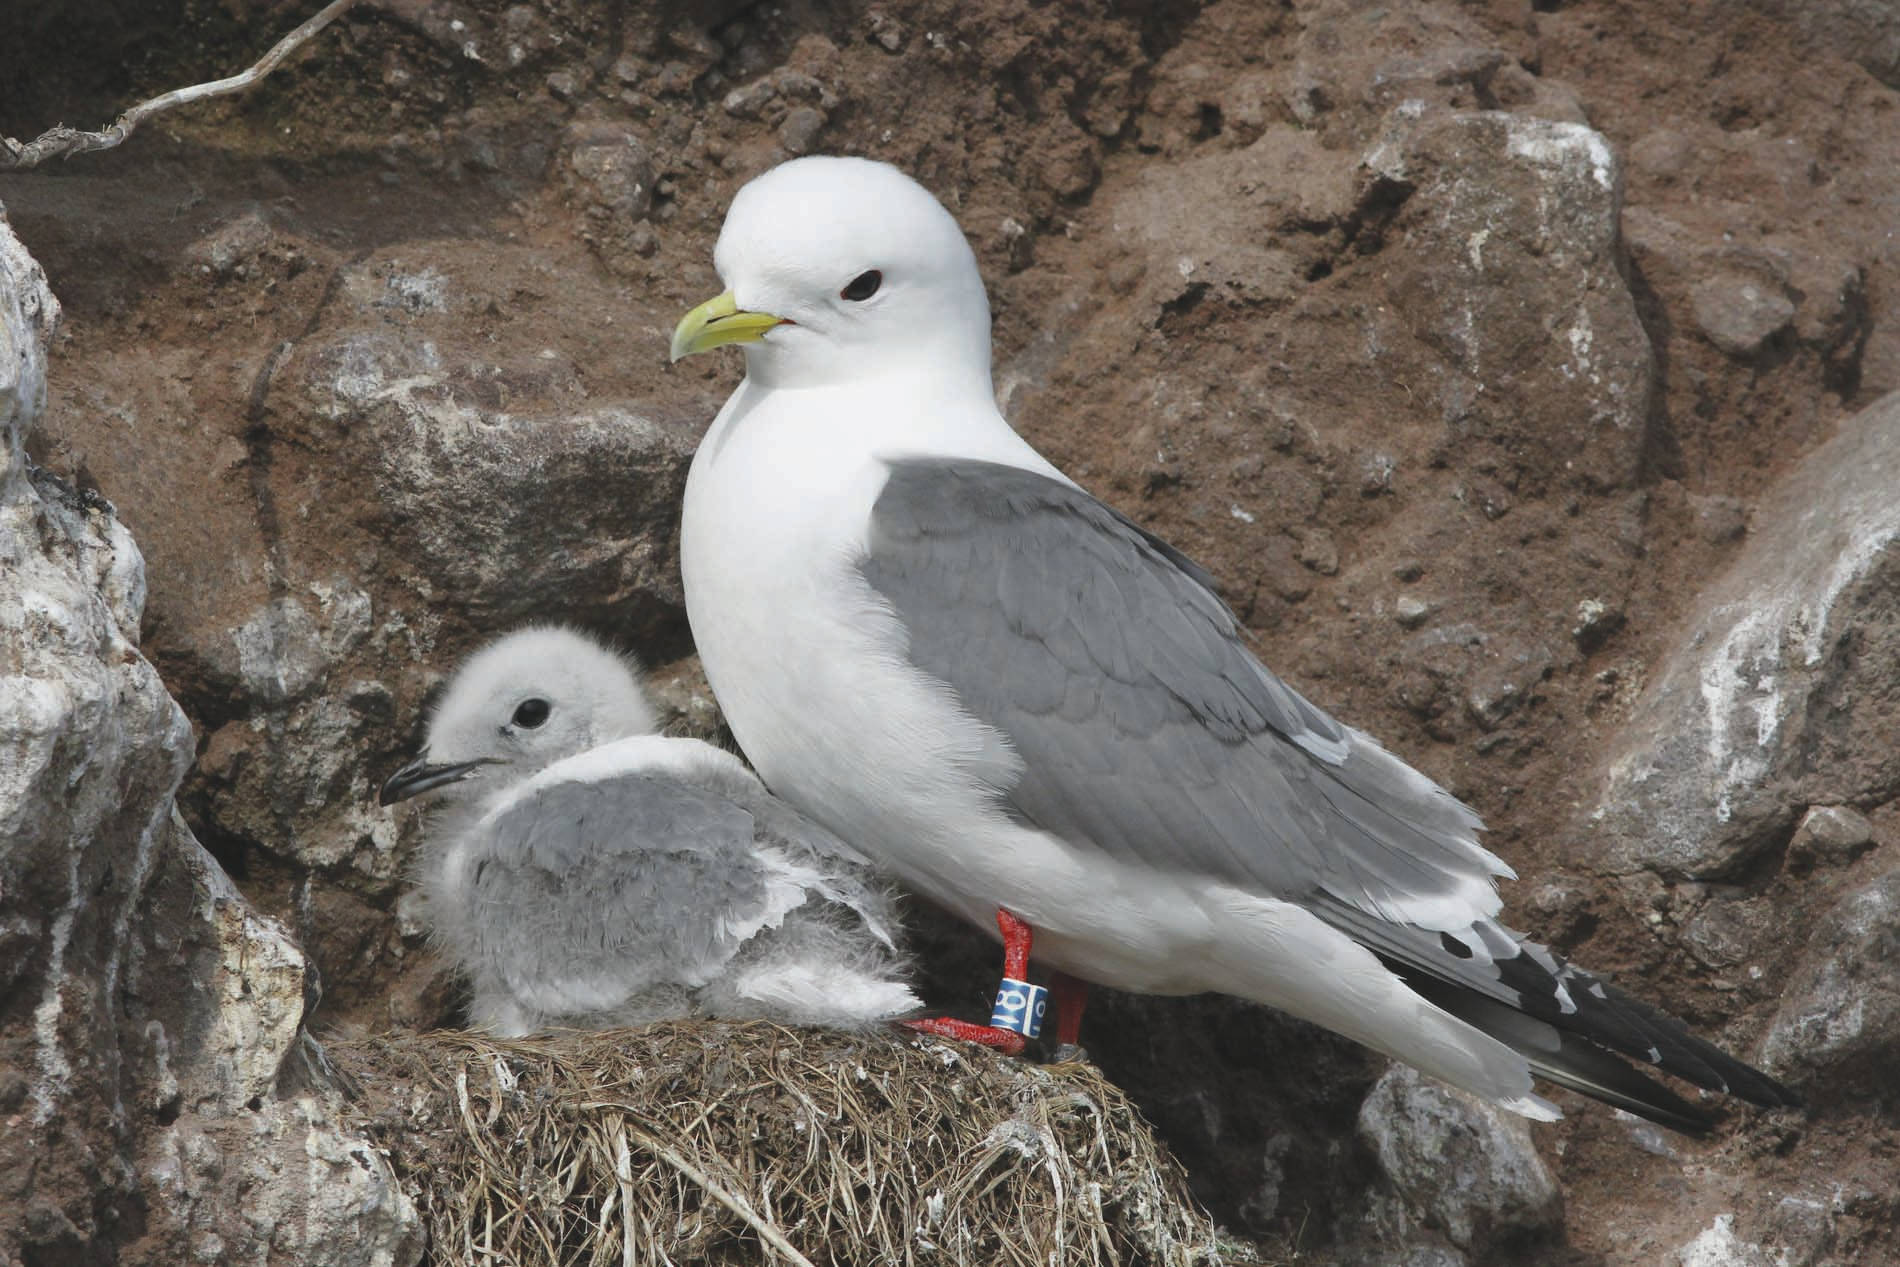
[1691,273,1796,358]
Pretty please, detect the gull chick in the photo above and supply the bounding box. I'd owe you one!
[380,626,922,1037]
[667,156,1797,1132]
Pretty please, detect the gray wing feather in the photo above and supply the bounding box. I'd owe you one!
[467,774,774,998]
[861,458,1508,928]
[721,782,907,951]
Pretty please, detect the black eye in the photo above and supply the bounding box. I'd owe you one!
[840,269,882,301]
[511,698,550,729]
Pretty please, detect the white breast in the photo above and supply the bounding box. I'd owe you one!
[678,373,1236,987]
[684,379,1039,895]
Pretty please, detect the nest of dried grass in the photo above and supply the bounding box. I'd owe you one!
[328,1021,1262,1267]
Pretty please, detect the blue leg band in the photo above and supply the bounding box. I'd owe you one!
[990,977,1049,1038]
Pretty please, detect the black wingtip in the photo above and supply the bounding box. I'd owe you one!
[1527,1034,1720,1137]
[1586,979,1804,1112]
[1397,968,1799,1136]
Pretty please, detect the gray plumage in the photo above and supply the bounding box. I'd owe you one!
[862,457,1795,1130]
[864,458,1504,929]
[381,626,921,1037]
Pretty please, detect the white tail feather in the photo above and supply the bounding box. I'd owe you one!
[1202,888,1556,1120]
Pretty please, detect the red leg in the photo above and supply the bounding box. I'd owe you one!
[900,907,1040,1056]
[997,907,1034,980]
[1050,971,1089,1049]
[902,1015,1026,1056]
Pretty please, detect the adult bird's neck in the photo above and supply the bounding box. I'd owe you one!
[701,364,1036,475]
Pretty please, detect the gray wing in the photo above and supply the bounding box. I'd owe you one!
[459,770,785,1012]
[711,775,906,950]
[860,457,1510,931]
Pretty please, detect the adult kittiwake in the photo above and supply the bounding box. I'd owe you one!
[379,625,922,1037]
[666,156,1797,1133]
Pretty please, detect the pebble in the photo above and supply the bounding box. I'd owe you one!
[778,106,828,155]
[1691,274,1795,358]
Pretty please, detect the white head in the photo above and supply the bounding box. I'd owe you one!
[669,157,993,391]
[379,626,659,806]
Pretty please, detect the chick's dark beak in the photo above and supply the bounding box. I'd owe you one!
[377,755,498,806]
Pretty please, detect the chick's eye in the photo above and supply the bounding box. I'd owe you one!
[840,269,882,301]
[512,698,551,729]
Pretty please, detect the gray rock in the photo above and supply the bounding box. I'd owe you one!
[1465,640,1553,731]
[1690,494,1748,545]
[562,124,658,268]
[1616,1113,1679,1159]
[3,218,192,1152]
[1787,804,1875,868]
[1691,274,1796,358]
[1364,107,1657,493]
[312,321,694,628]
[0,199,57,488]
[1760,866,1900,1091]
[1295,527,1340,575]
[777,104,828,155]
[0,206,421,1267]
[866,10,906,53]
[722,75,781,119]
[1589,392,1900,878]
[1762,1189,1841,1267]
[1680,896,1775,971]
[1356,1065,1563,1254]
[1571,596,1625,651]
[186,210,279,280]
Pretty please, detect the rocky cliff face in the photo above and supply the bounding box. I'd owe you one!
[1,206,419,1267]
[2,0,1896,1262]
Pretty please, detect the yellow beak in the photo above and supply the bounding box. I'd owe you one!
[669,290,786,362]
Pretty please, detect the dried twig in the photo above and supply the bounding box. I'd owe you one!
[619,1116,820,1267]
[0,0,361,171]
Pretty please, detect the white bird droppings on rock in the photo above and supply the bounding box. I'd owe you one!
[1592,391,1900,878]
[1673,1213,1778,1267]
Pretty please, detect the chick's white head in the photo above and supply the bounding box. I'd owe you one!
[380,626,658,806]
